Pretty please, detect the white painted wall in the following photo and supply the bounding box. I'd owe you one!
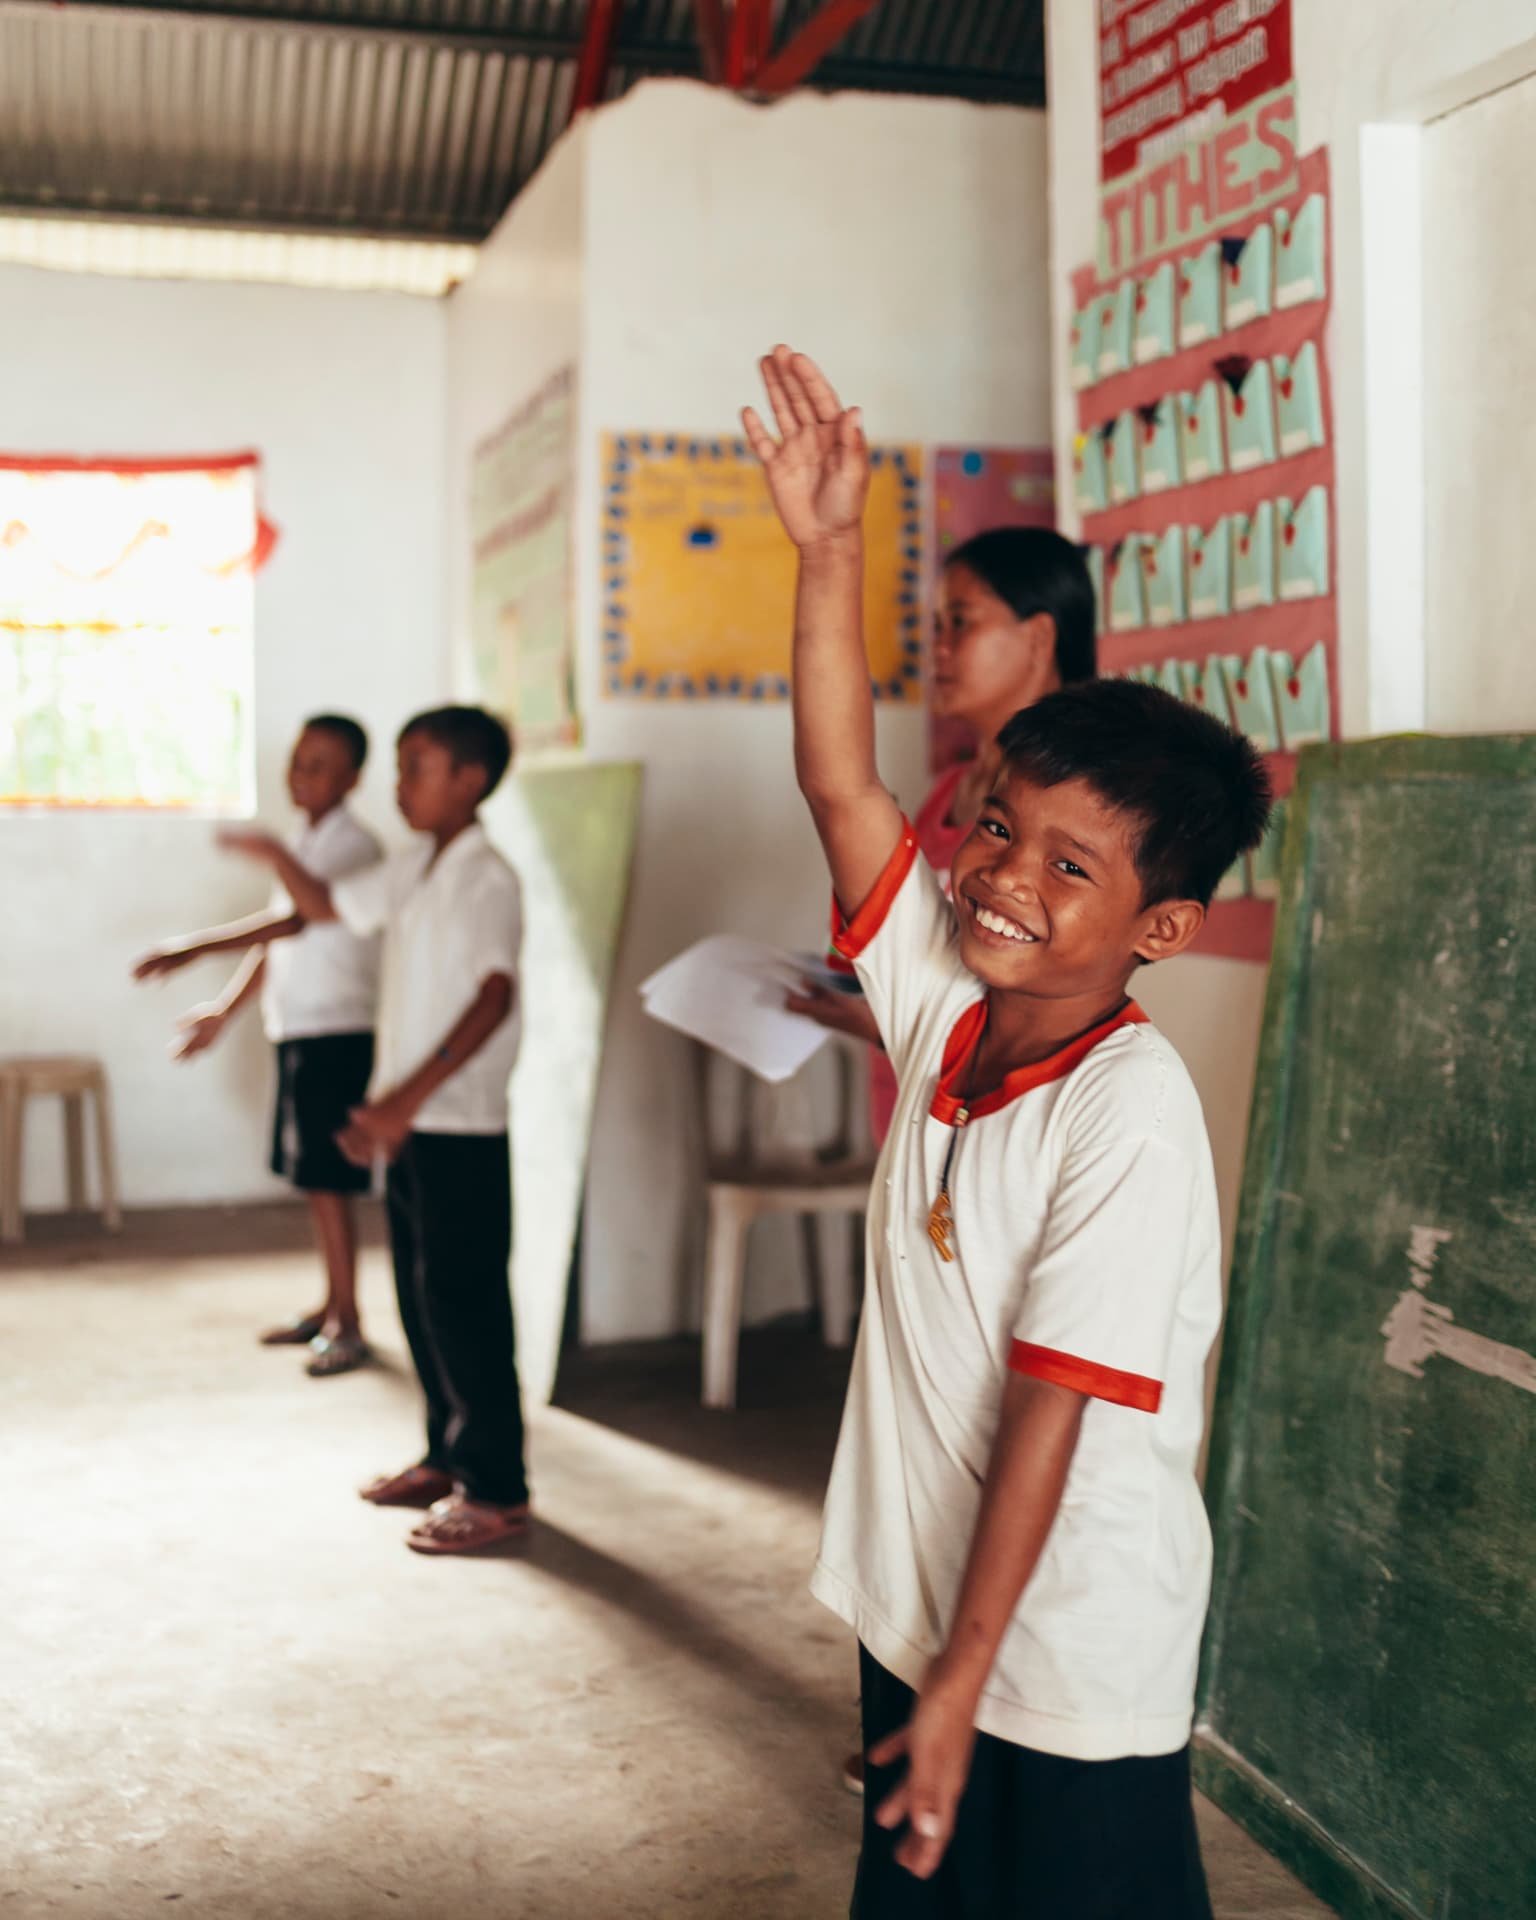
[575,81,1054,1342]
[1421,69,1536,732]
[0,265,446,1210]
[1045,1,1536,1273]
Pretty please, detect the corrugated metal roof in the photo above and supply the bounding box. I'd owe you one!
[0,1,1044,244]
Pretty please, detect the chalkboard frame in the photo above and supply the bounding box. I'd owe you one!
[1193,733,1536,1920]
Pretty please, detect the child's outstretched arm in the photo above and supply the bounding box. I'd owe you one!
[171,952,268,1060]
[133,907,303,981]
[743,347,904,917]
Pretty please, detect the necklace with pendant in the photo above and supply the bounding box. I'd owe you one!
[927,1021,986,1265]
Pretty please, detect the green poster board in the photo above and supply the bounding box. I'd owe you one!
[487,759,643,1407]
[1197,736,1536,1919]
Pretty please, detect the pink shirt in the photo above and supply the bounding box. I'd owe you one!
[868,762,971,1145]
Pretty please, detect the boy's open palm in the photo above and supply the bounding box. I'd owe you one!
[742,347,869,549]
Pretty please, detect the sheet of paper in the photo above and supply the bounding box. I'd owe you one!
[640,934,835,1083]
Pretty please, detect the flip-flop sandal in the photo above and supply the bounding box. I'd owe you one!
[359,1465,455,1509]
[259,1312,326,1347]
[406,1496,530,1557]
[305,1331,371,1378]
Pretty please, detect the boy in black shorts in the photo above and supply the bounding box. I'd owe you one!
[134,715,383,1377]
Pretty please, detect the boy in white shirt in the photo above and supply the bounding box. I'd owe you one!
[134,715,382,1377]
[744,349,1271,1916]
[217,706,528,1557]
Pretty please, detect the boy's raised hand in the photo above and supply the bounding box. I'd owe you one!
[742,347,869,550]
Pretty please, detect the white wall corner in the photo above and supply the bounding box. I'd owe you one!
[1359,122,1426,736]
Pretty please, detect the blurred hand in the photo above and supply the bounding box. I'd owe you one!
[742,346,871,552]
[172,1006,227,1061]
[338,1090,416,1166]
[217,827,283,865]
[785,981,880,1047]
[133,945,199,982]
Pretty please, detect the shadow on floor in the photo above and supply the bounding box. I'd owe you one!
[553,1318,854,1506]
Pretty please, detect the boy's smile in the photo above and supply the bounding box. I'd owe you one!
[950,771,1170,1010]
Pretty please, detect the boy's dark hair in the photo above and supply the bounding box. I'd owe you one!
[945,528,1098,685]
[997,679,1272,909]
[399,705,514,800]
[304,713,369,772]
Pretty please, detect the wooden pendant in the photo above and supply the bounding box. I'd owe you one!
[927,1190,955,1263]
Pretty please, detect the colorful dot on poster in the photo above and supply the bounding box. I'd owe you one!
[686,524,719,549]
[937,494,952,515]
[961,451,985,476]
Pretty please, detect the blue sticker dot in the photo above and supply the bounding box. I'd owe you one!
[776,678,791,699]
[870,449,885,468]
[687,524,719,549]
[728,675,743,695]
[688,440,701,458]
[639,436,653,453]
[664,437,678,454]
[606,505,626,521]
[710,441,723,459]
[888,678,904,698]
[706,674,720,694]
[616,437,631,455]
[682,680,697,698]
[608,675,622,693]
[961,451,985,476]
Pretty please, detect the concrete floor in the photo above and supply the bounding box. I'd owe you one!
[2,1207,1335,1920]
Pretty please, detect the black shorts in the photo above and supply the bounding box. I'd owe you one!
[270,1033,375,1196]
[852,1646,1212,1919]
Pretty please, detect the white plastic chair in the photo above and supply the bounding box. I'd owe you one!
[694,1036,876,1410]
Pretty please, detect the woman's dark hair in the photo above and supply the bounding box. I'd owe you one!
[945,527,1097,685]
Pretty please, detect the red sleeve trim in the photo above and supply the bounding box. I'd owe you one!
[1008,1340,1163,1414]
[830,823,920,961]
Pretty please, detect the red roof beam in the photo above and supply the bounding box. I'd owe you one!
[755,0,883,96]
[571,0,622,117]
[724,0,773,89]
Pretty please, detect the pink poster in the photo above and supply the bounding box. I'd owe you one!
[929,447,1058,774]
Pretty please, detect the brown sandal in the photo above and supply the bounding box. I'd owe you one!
[260,1312,325,1347]
[405,1494,530,1556]
[359,1464,454,1509]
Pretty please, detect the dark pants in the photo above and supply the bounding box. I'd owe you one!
[852,1647,1213,1920]
[385,1131,528,1507]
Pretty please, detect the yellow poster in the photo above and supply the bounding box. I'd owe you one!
[601,433,924,702]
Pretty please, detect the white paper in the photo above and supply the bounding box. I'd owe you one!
[640,934,835,1083]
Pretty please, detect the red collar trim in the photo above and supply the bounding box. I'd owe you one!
[929,1000,1149,1125]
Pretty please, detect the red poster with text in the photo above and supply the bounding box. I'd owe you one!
[1100,0,1293,185]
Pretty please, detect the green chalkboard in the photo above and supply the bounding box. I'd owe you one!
[1196,736,1536,1920]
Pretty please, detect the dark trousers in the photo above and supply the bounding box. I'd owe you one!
[385,1131,528,1507]
[853,1647,1213,1920]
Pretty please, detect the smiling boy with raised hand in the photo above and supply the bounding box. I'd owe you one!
[744,347,1270,1918]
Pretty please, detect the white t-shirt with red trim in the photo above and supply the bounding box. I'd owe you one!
[810,823,1223,1761]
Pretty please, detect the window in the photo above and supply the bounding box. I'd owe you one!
[0,455,269,811]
